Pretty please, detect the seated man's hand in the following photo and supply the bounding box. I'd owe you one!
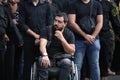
[42,56,51,68]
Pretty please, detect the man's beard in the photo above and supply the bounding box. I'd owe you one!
[54,25,63,31]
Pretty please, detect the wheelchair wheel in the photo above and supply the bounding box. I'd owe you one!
[71,61,78,80]
[31,62,37,80]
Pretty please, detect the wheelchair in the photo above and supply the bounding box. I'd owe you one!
[31,54,78,80]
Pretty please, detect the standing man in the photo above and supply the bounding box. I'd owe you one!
[96,0,120,80]
[19,0,51,80]
[68,0,103,80]
[0,0,7,80]
[111,0,120,75]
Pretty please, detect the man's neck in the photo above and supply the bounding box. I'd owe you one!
[82,0,90,3]
[33,0,39,6]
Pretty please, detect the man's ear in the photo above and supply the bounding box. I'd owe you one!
[64,22,67,27]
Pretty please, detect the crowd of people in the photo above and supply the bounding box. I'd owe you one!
[0,0,120,80]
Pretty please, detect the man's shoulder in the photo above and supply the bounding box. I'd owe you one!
[64,27,74,37]
[93,0,102,6]
[64,27,73,33]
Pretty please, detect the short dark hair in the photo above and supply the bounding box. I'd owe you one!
[55,12,68,23]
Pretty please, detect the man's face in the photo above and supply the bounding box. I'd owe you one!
[54,16,66,31]
[0,0,3,2]
[3,0,7,2]
[9,0,20,3]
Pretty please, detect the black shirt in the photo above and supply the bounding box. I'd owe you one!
[53,0,71,13]
[41,27,75,56]
[68,0,103,40]
[19,1,51,38]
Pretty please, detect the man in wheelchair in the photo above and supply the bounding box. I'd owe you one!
[39,12,75,80]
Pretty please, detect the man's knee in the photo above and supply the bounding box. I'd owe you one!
[58,58,72,69]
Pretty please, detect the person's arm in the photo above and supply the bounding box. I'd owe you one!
[55,30,75,55]
[19,2,40,39]
[68,14,103,44]
[39,38,50,68]
[68,14,87,38]
[92,14,103,38]
[40,38,48,55]
[26,29,40,39]
[68,14,93,44]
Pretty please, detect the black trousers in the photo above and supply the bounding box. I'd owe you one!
[0,50,6,80]
[5,41,15,80]
[111,40,120,74]
[23,39,39,80]
[37,57,72,80]
[0,38,6,80]
[14,45,23,80]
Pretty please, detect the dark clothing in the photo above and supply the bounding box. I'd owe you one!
[0,49,6,80]
[5,42,16,80]
[38,57,72,80]
[99,0,120,34]
[99,29,115,76]
[0,3,7,50]
[111,0,120,74]
[52,0,78,13]
[114,0,120,6]
[48,27,75,56]
[68,0,103,40]
[40,27,75,80]
[2,3,23,80]
[0,3,7,80]
[19,1,50,36]
[97,0,120,77]
[52,0,70,13]
[49,3,60,25]
[111,40,120,74]
[3,3,23,45]
[12,5,23,80]
[0,3,7,37]
[19,1,52,80]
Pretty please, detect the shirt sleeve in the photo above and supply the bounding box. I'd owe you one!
[67,2,76,14]
[65,28,75,44]
[19,2,29,32]
[69,31,75,44]
[97,2,103,15]
[40,28,48,39]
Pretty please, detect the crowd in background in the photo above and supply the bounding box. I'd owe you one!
[0,0,120,80]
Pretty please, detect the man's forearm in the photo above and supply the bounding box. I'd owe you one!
[61,38,75,55]
[26,29,40,39]
[40,38,48,56]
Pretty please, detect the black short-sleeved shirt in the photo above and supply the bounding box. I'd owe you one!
[41,27,75,56]
[68,0,103,40]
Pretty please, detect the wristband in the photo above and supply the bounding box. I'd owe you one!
[42,52,48,56]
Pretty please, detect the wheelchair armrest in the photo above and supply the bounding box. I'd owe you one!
[54,54,74,60]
